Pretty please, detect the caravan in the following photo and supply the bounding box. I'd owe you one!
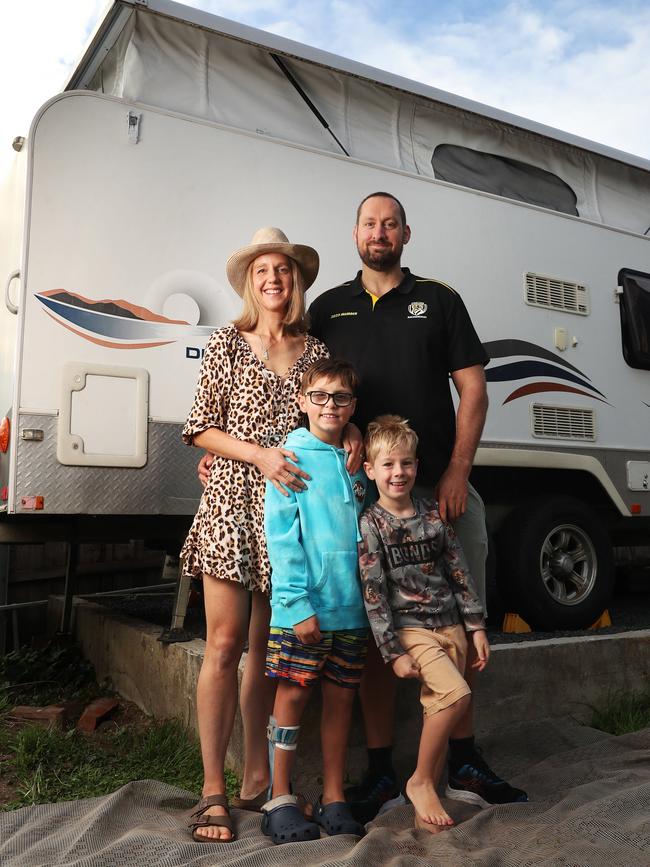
[2,0,649,629]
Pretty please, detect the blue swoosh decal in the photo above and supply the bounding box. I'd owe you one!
[484,339,589,380]
[485,360,606,398]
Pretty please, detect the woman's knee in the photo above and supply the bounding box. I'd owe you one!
[204,630,246,670]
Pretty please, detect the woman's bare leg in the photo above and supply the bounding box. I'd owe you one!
[239,590,276,798]
[195,575,249,841]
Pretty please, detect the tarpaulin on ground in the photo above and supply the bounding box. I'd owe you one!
[2,718,649,866]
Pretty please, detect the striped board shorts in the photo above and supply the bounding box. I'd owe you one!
[265,627,369,688]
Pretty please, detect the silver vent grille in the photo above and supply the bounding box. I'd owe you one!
[531,404,596,441]
[525,273,589,315]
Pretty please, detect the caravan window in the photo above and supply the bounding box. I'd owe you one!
[432,144,578,216]
[618,269,650,370]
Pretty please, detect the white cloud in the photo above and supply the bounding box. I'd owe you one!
[410,2,650,158]
[0,0,104,170]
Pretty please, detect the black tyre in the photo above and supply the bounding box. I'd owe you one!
[496,496,615,631]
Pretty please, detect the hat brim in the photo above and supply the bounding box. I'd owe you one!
[226,242,319,297]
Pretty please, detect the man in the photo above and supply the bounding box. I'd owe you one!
[308,192,527,821]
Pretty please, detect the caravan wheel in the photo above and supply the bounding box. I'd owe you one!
[497,497,615,631]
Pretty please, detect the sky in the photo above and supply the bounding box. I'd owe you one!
[1,0,649,172]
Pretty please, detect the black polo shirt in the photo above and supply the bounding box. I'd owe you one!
[308,268,489,487]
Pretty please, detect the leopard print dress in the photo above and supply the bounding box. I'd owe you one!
[180,324,328,594]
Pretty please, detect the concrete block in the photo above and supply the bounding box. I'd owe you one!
[472,630,650,735]
[47,595,650,784]
[48,595,244,774]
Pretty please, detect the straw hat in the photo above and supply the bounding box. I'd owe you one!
[226,227,319,296]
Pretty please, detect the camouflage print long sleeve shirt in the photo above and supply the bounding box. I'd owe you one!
[358,498,486,662]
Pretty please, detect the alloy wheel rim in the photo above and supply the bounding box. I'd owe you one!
[539,523,597,606]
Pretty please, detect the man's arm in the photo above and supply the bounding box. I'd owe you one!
[436,364,488,522]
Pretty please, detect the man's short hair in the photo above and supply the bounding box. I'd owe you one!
[301,358,359,394]
[356,192,407,227]
[364,414,418,463]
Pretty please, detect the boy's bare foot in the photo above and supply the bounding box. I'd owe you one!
[414,812,447,835]
[406,777,455,829]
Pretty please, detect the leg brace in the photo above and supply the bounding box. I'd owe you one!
[267,716,300,790]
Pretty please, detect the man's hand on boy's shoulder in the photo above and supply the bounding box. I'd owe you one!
[391,653,421,680]
[470,629,490,671]
[294,615,322,645]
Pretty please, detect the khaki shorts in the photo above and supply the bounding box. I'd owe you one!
[397,624,470,717]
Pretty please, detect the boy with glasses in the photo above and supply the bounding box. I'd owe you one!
[261,358,369,844]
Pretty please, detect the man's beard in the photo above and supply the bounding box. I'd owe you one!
[358,241,403,272]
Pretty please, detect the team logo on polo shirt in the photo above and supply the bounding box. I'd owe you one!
[408,301,428,318]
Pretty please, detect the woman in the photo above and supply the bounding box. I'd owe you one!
[183,227,330,842]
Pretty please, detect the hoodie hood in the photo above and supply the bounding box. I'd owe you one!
[284,426,344,451]
[285,427,352,503]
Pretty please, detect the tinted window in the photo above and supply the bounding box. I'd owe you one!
[432,144,578,216]
[618,268,650,370]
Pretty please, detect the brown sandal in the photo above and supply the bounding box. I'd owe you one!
[188,794,235,842]
[231,789,312,815]
[231,788,268,812]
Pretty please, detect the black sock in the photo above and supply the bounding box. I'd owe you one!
[367,746,395,781]
[448,735,476,772]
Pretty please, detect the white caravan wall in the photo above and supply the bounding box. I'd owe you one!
[0,151,26,417]
[19,93,650,458]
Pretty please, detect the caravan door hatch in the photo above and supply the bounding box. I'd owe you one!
[57,363,148,467]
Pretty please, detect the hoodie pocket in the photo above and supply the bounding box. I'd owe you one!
[314,550,359,594]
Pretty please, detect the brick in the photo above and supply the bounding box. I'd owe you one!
[76,697,119,733]
[10,705,67,728]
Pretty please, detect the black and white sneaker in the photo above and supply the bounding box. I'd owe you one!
[445,756,528,809]
[345,773,406,824]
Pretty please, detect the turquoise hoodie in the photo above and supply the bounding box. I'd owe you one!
[265,427,370,631]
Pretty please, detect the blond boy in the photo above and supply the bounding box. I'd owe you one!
[359,415,489,832]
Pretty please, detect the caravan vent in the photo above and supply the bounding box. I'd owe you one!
[525,273,589,315]
[531,404,596,441]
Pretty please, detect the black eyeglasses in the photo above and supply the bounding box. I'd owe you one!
[305,390,355,407]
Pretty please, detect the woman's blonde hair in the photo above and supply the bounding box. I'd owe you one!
[364,414,419,463]
[232,255,309,334]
